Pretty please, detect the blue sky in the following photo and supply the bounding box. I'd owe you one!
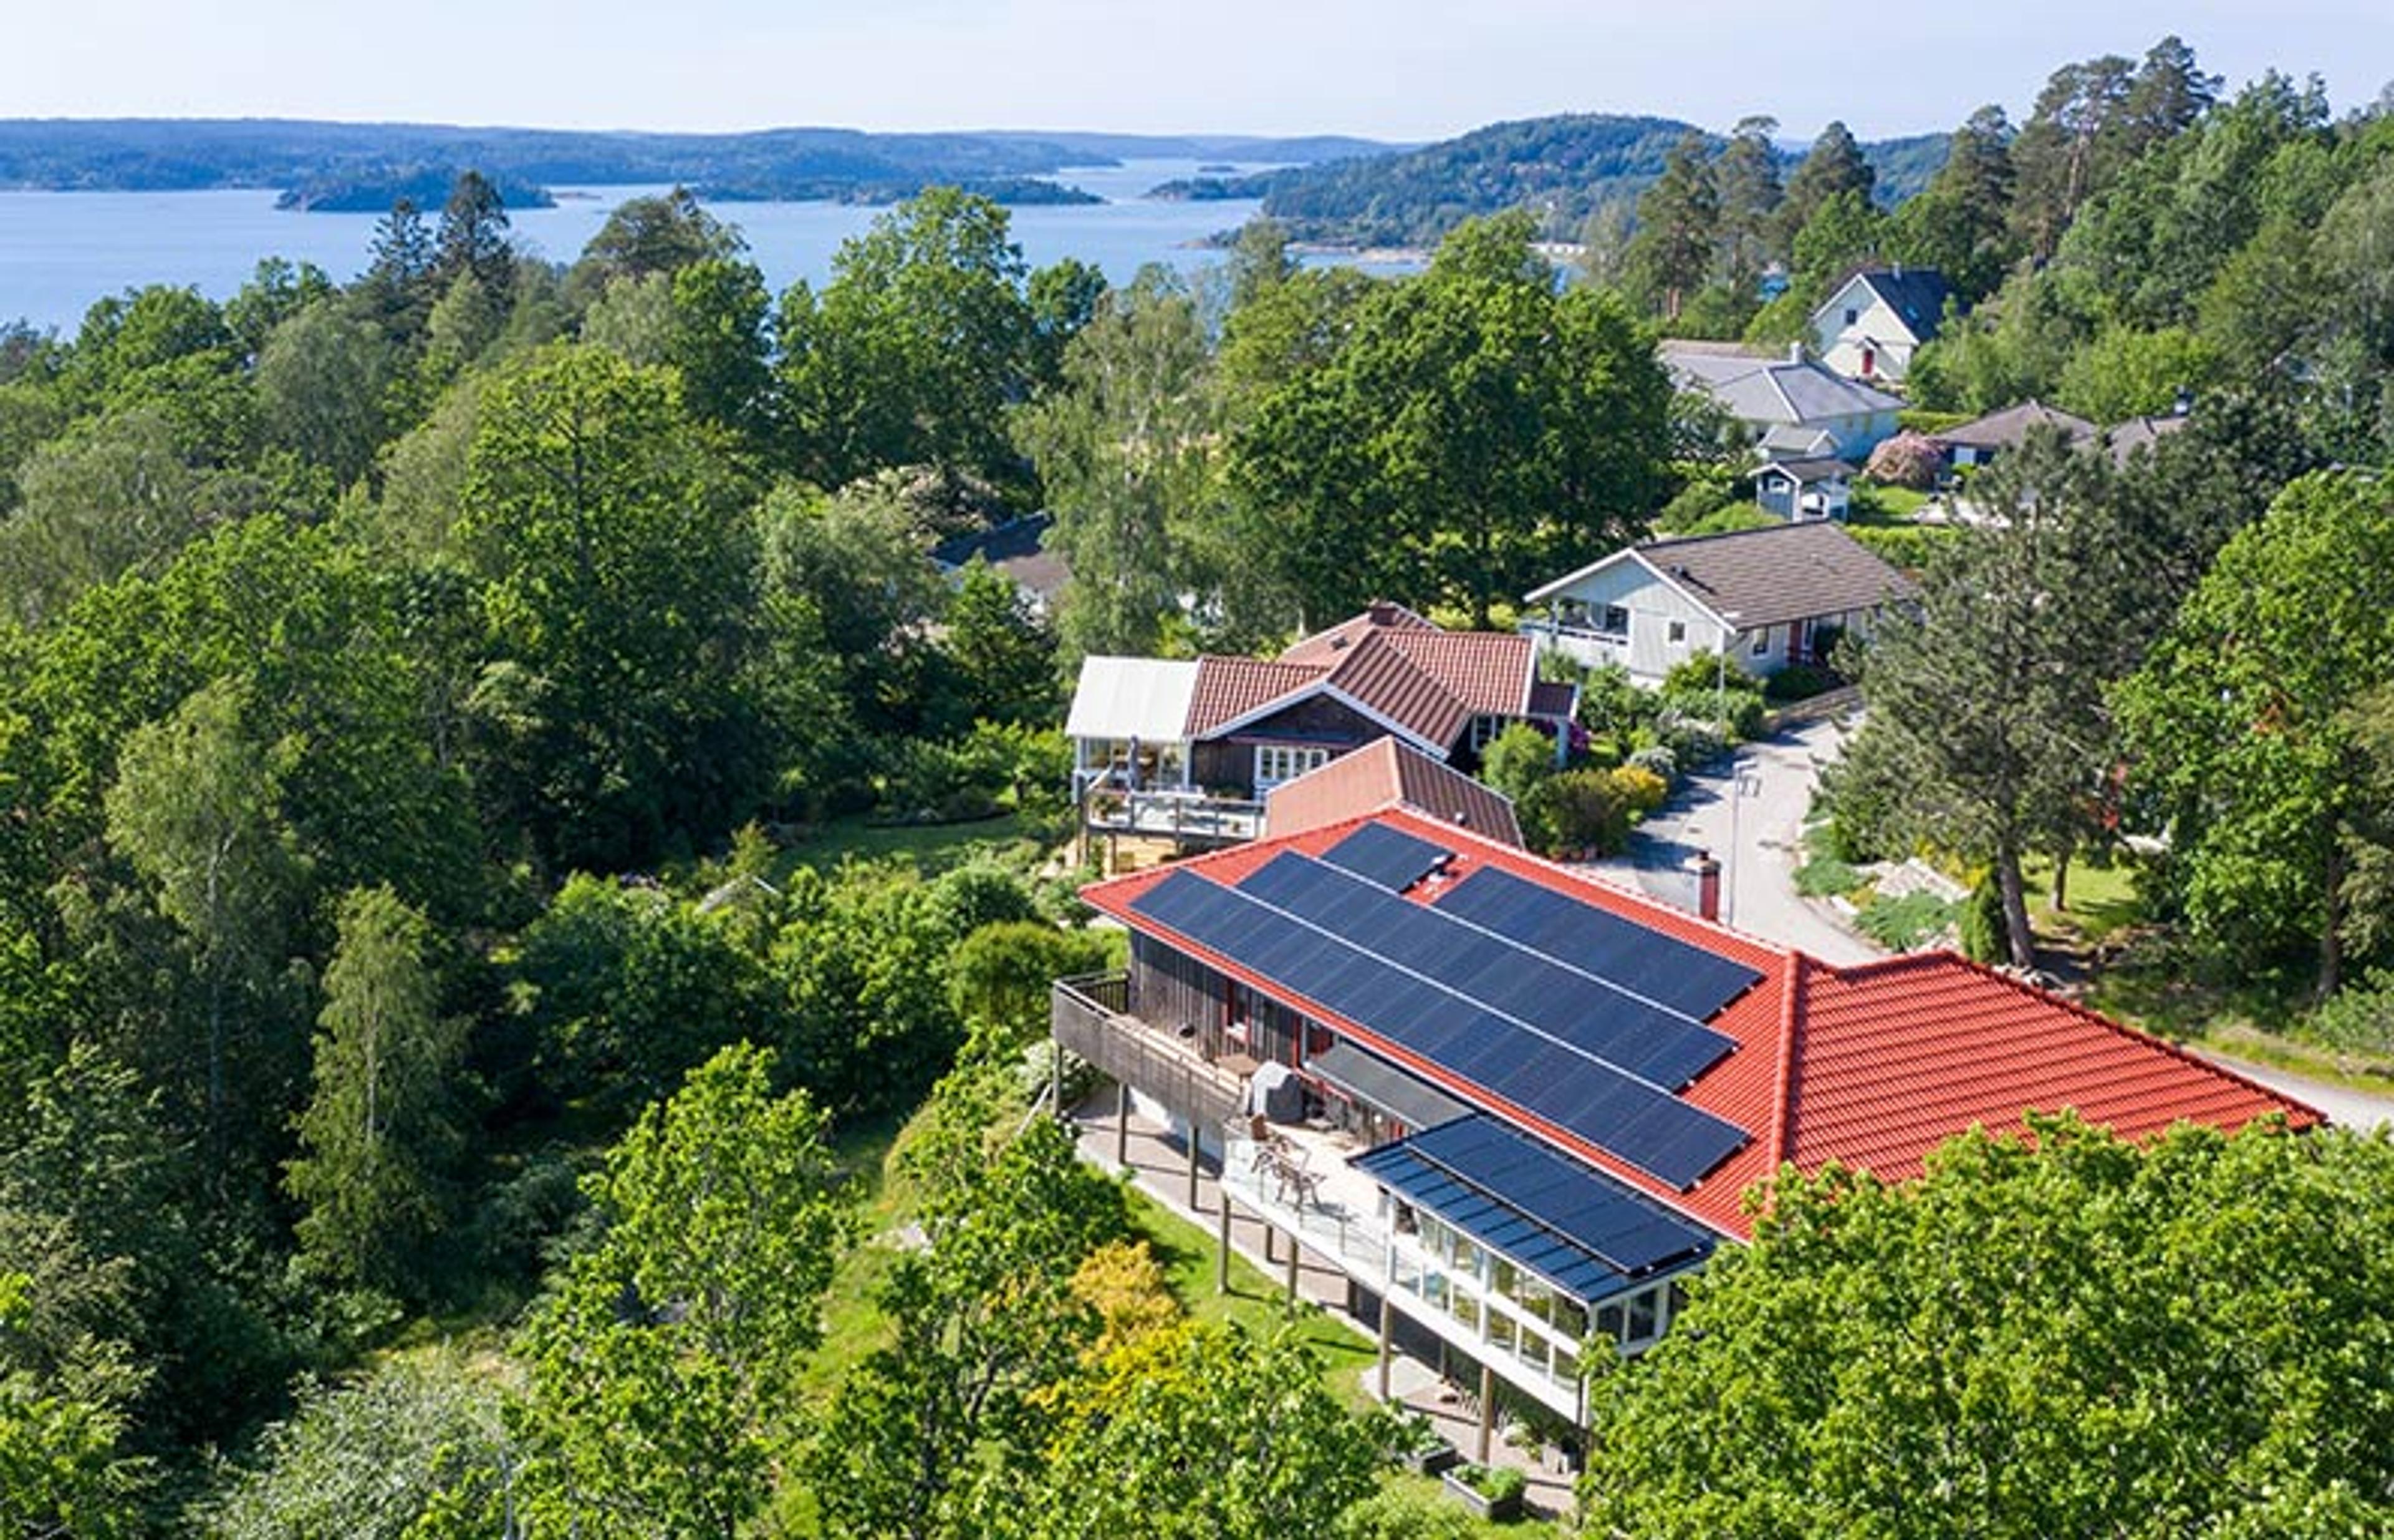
[22,1,2394,142]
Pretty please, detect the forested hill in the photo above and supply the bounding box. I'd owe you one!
[0,118,1391,206]
[1153,114,1950,246]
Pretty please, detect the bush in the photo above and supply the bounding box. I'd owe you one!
[1627,743,1678,781]
[1608,764,1671,818]
[1958,877,2010,964]
[1661,651,1763,698]
[1655,476,1734,532]
[1794,857,1861,898]
[1764,662,1842,701]
[1479,721,1558,803]
[1337,1487,1479,1540]
[1863,431,1944,490]
[2306,971,2394,1056]
[1529,768,1632,858]
[1574,662,1653,738]
[1847,523,1948,571]
[1857,891,1958,951]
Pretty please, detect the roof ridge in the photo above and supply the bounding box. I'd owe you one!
[1769,950,1808,1175]
[1638,520,1853,552]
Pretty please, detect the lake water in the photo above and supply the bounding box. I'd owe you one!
[0,158,1414,334]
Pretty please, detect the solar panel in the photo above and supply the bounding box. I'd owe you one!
[1234,853,1734,1090]
[1319,822,1456,892]
[1353,1114,1716,1302]
[1437,865,1764,1023]
[1128,869,1749,1189]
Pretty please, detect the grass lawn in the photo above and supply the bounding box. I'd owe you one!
[2019,854,2141,945]
[1849,483,1931,523]
[774,809,1041,879]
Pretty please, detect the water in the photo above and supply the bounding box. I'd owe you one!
[0,158,1412,335]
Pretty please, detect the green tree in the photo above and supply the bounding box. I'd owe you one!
[0,407,207,627]
[2055,324,2219,422]
[1579,1117,2394,1538]
[1623,130,1719,320]
[1711,117,1783,299]
[1830,433,2120,967]
[1772,121,1875,258]
[457,345,769,871]
[1887,105,2019,303]
[435,170,513,298]
[254,298,393,489]
[102,679,305,1165]
[195,1356,510,1540]
[0,1272,144,1540]
[572,187,744,289]
[286,885,468,1298]
[995,1322,1388,1540]
[936,561,1062,731]
[512,1043,853,1539]
[1232,214,1670,626]
[777,188,1037,488]
[807,1051,1130,1540]
[1021,266,1218,658]
[2117,471,2394,993]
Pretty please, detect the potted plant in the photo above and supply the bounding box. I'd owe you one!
[1440,1461,1527,1522]
[1390,1410,1459,1475]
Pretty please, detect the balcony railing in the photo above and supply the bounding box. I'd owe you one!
[1082,784,1265,846]
[1050,973,1245,1132]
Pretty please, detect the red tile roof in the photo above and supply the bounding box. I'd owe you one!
[1278,600,1440,665]
[1184,657,1329,736]
[1082,811,2322,1242]
[1263,738,1526,847]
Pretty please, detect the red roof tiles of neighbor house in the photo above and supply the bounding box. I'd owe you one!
[1183,657,1330,736]
[1263,738,1526,847]
[1278,599,1440,664]
[1082,809,2322,1241]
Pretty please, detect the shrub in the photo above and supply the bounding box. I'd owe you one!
[1531,769,1632,857]
[1794,857,1861,897]
[1863,430,1944,489]
[1655,476,1734,532]
[1337,1487,1479,1540]
[1627,743,1678,781]
[2307,973,2394,1056]
[1764,662,1842,701]
[1479,721,1558,803]
[1857,891,1958,951]
[1608,764,1671,818]
[1958,877,2010,964]
[1661,651,1762,698]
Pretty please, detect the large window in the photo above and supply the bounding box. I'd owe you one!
[1253,744,1330,789]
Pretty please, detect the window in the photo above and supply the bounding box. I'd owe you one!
[1751,627,1771,657]
[1253,744,1330,788]
[1627,1288,1659,1344]
[1843,307,1859,325]
[1667,619,1686,644]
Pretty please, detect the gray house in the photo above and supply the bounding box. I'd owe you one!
[1661,340,1903,461]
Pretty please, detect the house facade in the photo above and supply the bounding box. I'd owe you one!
[1809,266,1951,386]
[1521,521,1918,686]
[1066,604,1575,849]
[1752,455,1853,522]
[1932,399,2097,470]
[1053,811,2319,1432]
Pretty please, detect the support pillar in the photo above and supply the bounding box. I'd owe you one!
[1115,1082,1131,1167]
[1216,1189,1233,1295]
[1283,1226,1300,1307]
[1048,1041,1062,1119]
[1186,1127,1202,1210]
[1376,1294,1393,1402]
[1264,1226,1275,1264]
[1476,1362,1496,1463]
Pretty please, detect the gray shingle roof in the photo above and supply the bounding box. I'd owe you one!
[1637,521,1920,630]
[1933,400,2097,452]
[1849,267,1952,342]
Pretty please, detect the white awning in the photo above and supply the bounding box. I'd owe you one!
[1064,657,1199,742]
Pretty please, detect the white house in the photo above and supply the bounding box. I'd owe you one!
[1660,340,1903,462]
[1521,521,1919,686]
[1809,266,1951,386]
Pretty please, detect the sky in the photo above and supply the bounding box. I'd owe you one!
[16,1,2394,143]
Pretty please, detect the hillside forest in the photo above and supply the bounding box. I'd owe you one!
[6,32,2394,1540]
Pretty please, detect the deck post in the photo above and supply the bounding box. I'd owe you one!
[1049,1041,1062,1119]
[1115,1082,1131,1167]
[1216,1188,1232,1294]
[1264,1226,1275,1264]
[1283,1226,1299,1307]
[1376,1294,1393,1401]
[1476,1362,1496,1463]
[1185,1126,1201,1209]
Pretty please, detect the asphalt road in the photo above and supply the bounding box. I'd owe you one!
[1593,716,1883,967]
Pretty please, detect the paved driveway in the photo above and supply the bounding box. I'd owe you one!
[1589,716,1883,967]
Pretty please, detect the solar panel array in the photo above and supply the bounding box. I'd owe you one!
[1237,852,1734,1089]
[1319,822,1455,892]
[1355,1114,1715,1301]
[1438,865,1764,1022]
[1130,866,1749,1189]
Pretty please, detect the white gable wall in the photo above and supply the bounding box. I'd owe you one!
[1523,559,1743,686]
[1811,277,1925,385]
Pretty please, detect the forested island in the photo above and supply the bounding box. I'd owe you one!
[6,32,2394,1539]
[1148,112,1952,247]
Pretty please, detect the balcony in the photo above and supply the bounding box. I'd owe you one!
[1050,973,1245,1133]
[1081,783,1265,848]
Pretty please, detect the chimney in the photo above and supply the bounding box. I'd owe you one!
[1694,849,1722,922]
[1367,600,1398,626]
[1787,340,1805,365]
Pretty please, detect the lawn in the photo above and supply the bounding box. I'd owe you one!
[2019,852,2141,945]
[774,809,1042,879]
[1848,482,1931,523]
